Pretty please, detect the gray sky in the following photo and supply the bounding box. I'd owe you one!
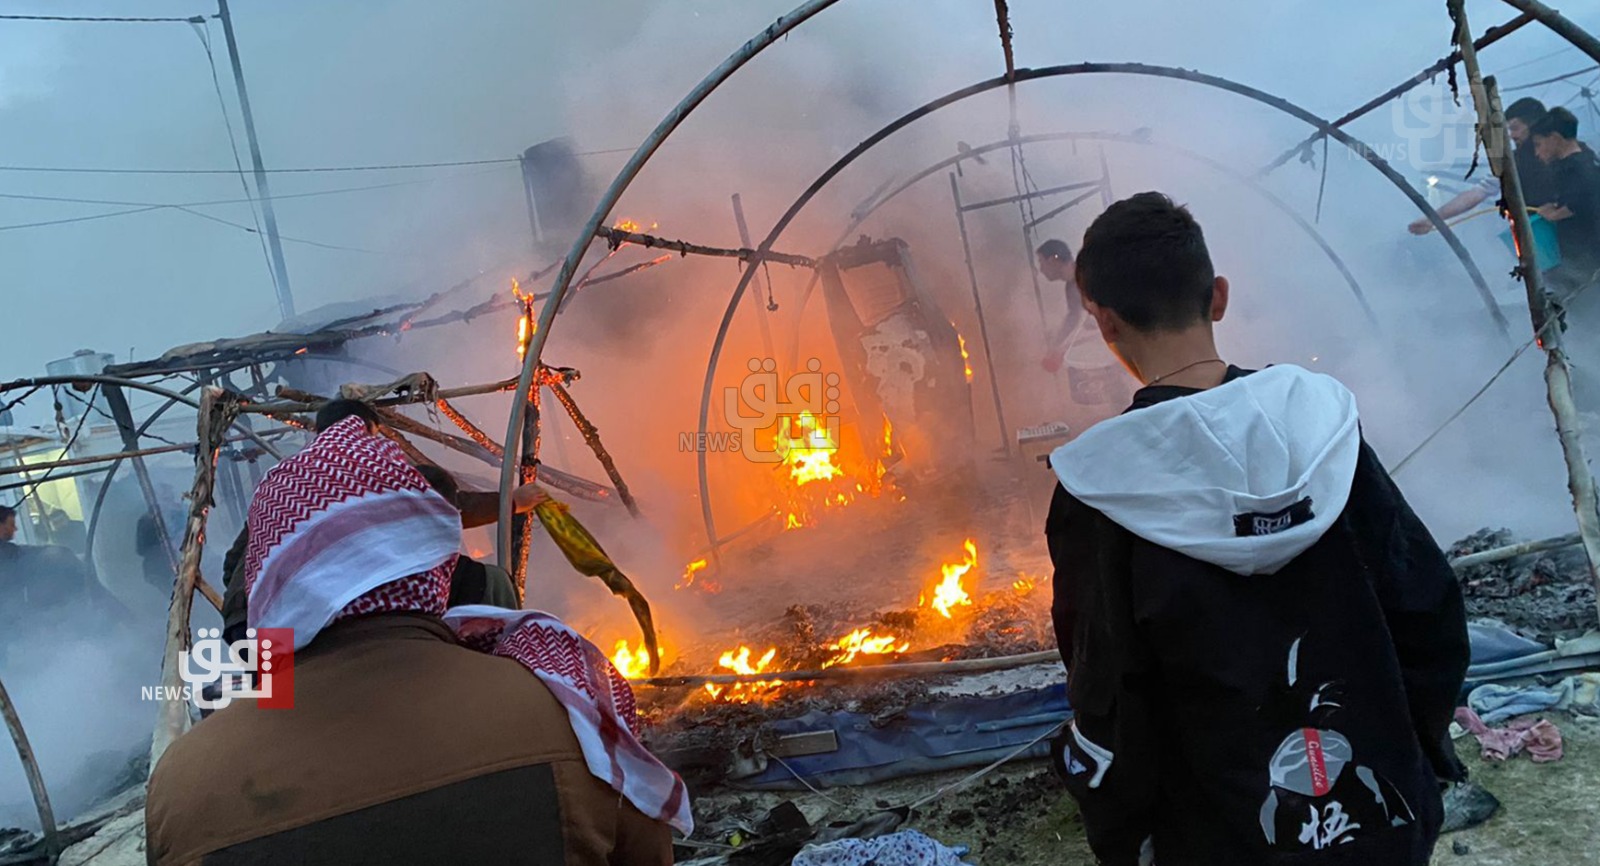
[2,0,1595,391]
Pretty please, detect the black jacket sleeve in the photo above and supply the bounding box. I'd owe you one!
[1047,483,1161,865]
[1347,441,1471,782]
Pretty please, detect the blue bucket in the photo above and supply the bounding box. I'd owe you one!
[1500,213,1562,270]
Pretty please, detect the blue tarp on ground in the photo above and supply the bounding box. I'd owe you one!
[738,684,1069,790]
[738,624,1577,791]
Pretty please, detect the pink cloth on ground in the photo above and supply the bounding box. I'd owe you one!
[1454,707,1564,762]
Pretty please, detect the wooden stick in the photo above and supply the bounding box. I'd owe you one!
[595,227,817,268]
[0,673,59,863]
[1450,533,1582,570]
[150,388,238,769]
[546,381,642,518]
[635,649,1061,688]
[1451,2,1600,625]
[240,376,518,415]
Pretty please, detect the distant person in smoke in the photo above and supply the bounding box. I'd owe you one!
[1531,106,1600,285]
[220,399,545,642]
[1409,97,1561,235]
[415,463,527,609]
[1046,192,1468,865]
[1037,239,1131,411]
[146,415,687,865]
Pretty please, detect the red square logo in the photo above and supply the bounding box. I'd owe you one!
[255,628,295,710]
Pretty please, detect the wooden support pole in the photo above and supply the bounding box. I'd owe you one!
[512,383,544,602]
[240,376,518,415]
[637,649,1061,688]
[1451,0,1600,623]
[595,227,817,268]
[151,388,238,769]
[0,674,58,863]
[1450,532,1581,570]
[545,381,642,518]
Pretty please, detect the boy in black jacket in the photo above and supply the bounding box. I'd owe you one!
[1047,192,1468,865]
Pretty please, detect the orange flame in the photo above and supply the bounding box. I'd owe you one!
[785,512,804,530]
[957,333,974,383]
[610,640,652,680]
[676,557,710,591]
[613,217,659,234]
[512,277,536,359]
[823,628,909,668]
[924,539,978,619]
[1013,577,1036,594]
[703,645,782,702]
[779,412,842,485]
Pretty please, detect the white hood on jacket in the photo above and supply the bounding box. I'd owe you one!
[1050,364,1361,576]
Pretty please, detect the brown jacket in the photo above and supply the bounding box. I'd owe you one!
[145,613,672,865]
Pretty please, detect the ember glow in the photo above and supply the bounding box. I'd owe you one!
[704,645,782,702]
[511,277,536,359]
[1013,576,1036,594]
[610,640,652,680]
[822,628,909,668]
[957,333,974,383]
[923,539,978,619]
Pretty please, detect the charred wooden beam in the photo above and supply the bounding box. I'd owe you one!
[595,227,817,268]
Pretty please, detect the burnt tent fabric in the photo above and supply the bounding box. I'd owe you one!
[1046,366,1468,866]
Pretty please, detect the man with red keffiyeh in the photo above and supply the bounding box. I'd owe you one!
[145,415,689,865]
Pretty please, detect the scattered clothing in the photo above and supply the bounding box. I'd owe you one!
[1048,365,1467,865]
[1468,672,1600,723]
[146,416,686,866]
[792,830,972,866]
[1453,707,1563,762]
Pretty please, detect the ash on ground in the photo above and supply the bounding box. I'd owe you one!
[1450,529,1597,642]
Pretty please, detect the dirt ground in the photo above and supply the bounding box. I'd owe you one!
[688,711,1600,864]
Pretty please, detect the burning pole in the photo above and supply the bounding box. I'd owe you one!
[0,673,58,863]
[1449,0,1600,620]
[949,173,1013,455]
[513,287,543,601]
[498,0,848,569]
[151,388,239,768]
[545,380,643,518]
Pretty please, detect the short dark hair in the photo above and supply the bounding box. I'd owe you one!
[1036,239,1073,261]
[1505,97,1548,125]
[314,398,380,433]
[1531,107,1580,141]
[1076,192,1215,332]
[0,503,14,522]
[414,463,460,507]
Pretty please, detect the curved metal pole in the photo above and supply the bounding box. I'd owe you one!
[495,0,846,567]
[694,62,1508,555]
[0,375,285,461]
[0,673,58,863]
[77,353,392,573]
[1,375,284,582]
[1499,0,1600,65]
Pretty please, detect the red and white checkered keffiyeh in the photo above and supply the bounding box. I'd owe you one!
[242,415,692,834]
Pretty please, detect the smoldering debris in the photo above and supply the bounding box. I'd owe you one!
[1451,529,1599,643]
